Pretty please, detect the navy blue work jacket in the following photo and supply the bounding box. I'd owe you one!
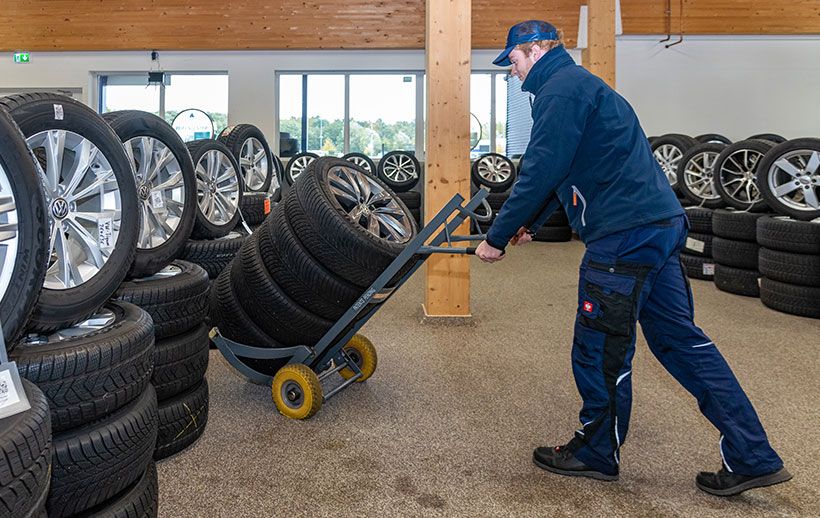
[486,45,683,250]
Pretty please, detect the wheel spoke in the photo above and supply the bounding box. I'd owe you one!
[804,186,820,209]
[806,152,820,174]
[68,169,115,202]
[773,182,801,197]
[65,218,105,268]
[154,171,184,192]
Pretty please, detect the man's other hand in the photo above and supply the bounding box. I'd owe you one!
[510,227,533,246]
[475,240,504,263]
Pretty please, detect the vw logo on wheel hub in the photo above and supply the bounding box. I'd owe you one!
[51,197,70,219]
[138,184,151,200]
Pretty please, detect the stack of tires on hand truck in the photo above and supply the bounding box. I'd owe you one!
[650,132,820,319]
[470,152,572,242]
[210,156,418,419]
[0,93,277,516]
[287,150,426,227]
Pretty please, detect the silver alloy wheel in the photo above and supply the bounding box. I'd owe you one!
[0,161,19,300]
[765,149,820,213]
[654,144,684,185]
[718,149,765,205]
[346,155,373,173]
[123,137,186,249]
[326,165,413,243]
[476,155,513,184]
[289,154,315,181]
[27,130,123,290]
[195,149,240,226]
[239,137,269,191]
[381,153,418,183]
[23,308,116,344]
[682,151,722,200]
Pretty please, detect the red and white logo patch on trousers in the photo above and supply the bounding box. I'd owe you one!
[583,301,594,313]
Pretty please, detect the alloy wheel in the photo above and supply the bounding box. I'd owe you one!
[654,144,684,185]
[682,151,722,201]
[239,137,269,191]
[195,149,240,226]
[381,153,418,183]
[718,149,765,205]
[326,165,413,243]
[765,149,820,213]
[28,129,123,290]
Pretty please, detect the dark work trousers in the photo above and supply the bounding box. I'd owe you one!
[568,214,783,477]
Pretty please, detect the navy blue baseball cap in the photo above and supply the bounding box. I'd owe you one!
[493,20,559,67]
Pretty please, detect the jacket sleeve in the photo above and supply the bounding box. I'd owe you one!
[486,95,590,250]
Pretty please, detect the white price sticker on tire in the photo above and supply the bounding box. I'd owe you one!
[53,104,64,120]
[97,218,114,249]
[150,191,165,210]
[686,237,705,253]
[703,263,715,276]
[0,363,31,419]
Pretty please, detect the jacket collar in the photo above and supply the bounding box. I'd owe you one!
[521,45,575,94]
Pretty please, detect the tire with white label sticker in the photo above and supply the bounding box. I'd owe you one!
[103,110,198,278]
[0,379,51,518]
[683,232,713,257]
[680,253,715,281]
[0,93,140,333]
[0,106,49,345]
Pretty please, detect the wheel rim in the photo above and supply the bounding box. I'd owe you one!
[653,145,684,185]
[718,149,765,205]
[28,130,123,290]
[682,151,721,200]
[123,137,185,250]
[0,161,19,301]
[765,149,820,213]
[326,164,413,243]
[239,137,269,191]
[346,155,372,173]
[22,308,116,344]
[195,149,240,225]
[476,155,512,184]
[289,155,315,180]
[281,380,304,409]
[382,153,418,183]
[130,263,182,283]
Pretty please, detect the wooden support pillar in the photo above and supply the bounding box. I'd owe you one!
[583,0,617,88]
[423,0,471,317]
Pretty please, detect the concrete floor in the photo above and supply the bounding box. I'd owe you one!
[158,240,819,517]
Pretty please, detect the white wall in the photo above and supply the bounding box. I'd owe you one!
[617,36,820,140]
[0,39,817,146]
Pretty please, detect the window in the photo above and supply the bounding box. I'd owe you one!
[99,75,161,115]
[505,75,534,158]
[494,75,508,155]
[350,75,416,157]
[470,74,492,158]
[165,74,229,135]
[99,72,228,137]
[278,75,303,157]
[306,75,344,156]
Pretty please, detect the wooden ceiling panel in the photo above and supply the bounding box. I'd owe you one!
[0,1,817,52]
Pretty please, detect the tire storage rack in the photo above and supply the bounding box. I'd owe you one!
[650,132,820,319]
[0,94,293,516]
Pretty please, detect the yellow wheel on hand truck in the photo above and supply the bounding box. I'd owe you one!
[339,334,378,382]
[271,364,323,419]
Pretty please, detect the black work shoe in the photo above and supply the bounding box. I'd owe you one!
[696,467,793,497]
[533,445,619,481]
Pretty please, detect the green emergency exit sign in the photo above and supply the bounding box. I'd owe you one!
[13,52,30,64]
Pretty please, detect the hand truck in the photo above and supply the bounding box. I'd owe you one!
[210,189,492,419]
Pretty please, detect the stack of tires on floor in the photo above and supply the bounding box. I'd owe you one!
[470,152,572,242]
[712,210,766,297]
[680,207,716,281]
[1,94,159,517]
[210,157,418,418]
